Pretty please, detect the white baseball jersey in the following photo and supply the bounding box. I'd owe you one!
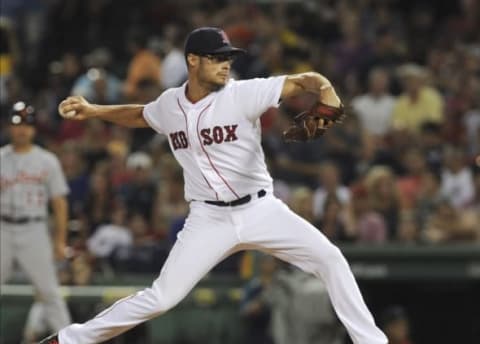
[143,76,286,202]
[0,144,69,218]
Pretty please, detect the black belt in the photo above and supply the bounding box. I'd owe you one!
[0,215,45,224]
[205,189,266,207]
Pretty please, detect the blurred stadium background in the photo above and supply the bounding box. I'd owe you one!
[0,0,479,343]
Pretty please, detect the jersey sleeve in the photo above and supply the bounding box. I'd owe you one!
[234,75,287,122]
[46,155,69,198]
[143,95,165,134]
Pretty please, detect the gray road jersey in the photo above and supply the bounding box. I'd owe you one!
[0,144,69,218]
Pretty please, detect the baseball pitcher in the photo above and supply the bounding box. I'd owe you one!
[41,27,387,344]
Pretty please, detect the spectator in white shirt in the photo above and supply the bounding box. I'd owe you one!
[87,205,132,258]
[351,68,396,136]
[313,162,351,219]
[441,146,475,209]
[159,25,187,89]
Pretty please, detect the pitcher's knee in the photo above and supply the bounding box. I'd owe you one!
[326,244,344,262]
[312,242,346,270]
[154,297,180,314]
[150,288,184,315]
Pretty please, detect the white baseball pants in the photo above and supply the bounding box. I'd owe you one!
[0,221,71,331]
[59,194,387,344]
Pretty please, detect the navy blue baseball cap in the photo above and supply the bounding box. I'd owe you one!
[9,101,36,126]
[184,27,245,56]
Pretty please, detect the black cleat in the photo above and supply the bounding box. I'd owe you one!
[38,333,59,344]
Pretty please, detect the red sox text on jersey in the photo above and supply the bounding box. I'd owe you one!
[143,76,286,202]
[169,124,238,150]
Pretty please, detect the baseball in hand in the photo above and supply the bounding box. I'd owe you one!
[62,110,77,118]
[58,102,76,118]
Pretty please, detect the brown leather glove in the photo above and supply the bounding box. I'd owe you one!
[283,101,346,142]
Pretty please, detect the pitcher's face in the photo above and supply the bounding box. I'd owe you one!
[189,53,234,90]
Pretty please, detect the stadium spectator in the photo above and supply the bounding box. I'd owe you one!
[79,119,111,170]
[397,212,418,243]
[317,194,353,242]
[33,54,82,130]
[106,138,132,190]
[58,142,89,218]
[288,187,316,226]
[128,212,154,246]
[397,148,428,210]
[322,114,363,184]
[392,64,444,132]
[313,161,350,219]
[441,146,475,209]
[418,122,444,173]
[71,48,122,104]
[87,205,132,260]
[365,166,400,239]
[414,170,443,231]
[422,199,478,243]
[349,184,387,244]
[118,151,157,222]
[153,164,188,244]
[159,24,188,89]
[83,169,115,233]
[110,212,167,273]
[123,29,161,100]
[351,68,395,137]
[362,25,406,83]
[331,11,372,85]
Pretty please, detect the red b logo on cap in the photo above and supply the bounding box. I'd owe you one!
[220,30,230,44]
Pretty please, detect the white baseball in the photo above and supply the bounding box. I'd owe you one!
[62,110,77,118]
[58,102,77,118]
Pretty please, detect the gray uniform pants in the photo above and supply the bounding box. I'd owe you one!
[0,220,71,331]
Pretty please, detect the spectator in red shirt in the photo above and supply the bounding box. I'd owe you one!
[397,148,428,210]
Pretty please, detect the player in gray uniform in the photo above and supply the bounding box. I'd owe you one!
[0,102,71,338]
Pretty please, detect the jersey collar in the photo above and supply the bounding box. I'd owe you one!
[177,80,232,109]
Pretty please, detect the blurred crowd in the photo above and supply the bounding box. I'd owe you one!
[1,0,479,282]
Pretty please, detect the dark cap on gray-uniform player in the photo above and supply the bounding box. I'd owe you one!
[184,27,245,57]
[9,101,36,126]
